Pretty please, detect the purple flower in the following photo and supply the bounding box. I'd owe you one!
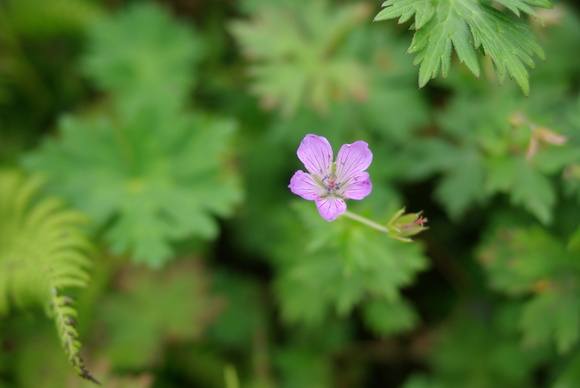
[288,134,373,221]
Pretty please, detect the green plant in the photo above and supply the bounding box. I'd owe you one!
[0,169,96,382]
[24,3,243,267]
[231,0,371,115]
[374,0,553,93]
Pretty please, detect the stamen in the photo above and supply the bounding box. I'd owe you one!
[322,174,341,193]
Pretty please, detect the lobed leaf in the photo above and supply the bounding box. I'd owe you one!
[25,113,242,267]
[82,2,203,118]
[231,0,370,115]
[374,0,552,93]
[273,200,428,327]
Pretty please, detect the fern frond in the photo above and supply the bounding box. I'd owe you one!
[0,169,98,383]
[51,292,100,384]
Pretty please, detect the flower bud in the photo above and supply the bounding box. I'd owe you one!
[387,207,428,242]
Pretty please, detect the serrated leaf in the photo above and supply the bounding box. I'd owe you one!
[409,5,480,86]
[374,0,551,93]
[375,0,436,29]
[24,112,242,267]
[231,0,370,115]
[274,201,428,326]
[493,0,552,19]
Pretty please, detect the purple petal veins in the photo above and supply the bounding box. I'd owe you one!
[342,172,372,200]
[296,134,333,178]
[289,170,325,200]
[335,141,373,183]
[315,196,347,222]
[289,134,373,221]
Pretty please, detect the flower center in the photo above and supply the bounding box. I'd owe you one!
[322,174,341,194]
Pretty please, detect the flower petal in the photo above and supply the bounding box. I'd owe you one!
[289,170,323,200]
[342,172,372,200]
[315,196,346,221]
[297,134,334,179]
[335,140,372,183]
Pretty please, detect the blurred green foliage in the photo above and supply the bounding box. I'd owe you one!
[1,0,580,387]
[0,170,95,381]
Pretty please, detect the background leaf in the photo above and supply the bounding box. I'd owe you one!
[0,169,95,381]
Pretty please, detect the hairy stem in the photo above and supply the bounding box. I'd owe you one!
[341,210,389,233]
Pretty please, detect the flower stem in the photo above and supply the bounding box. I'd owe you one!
[341,211,389,233]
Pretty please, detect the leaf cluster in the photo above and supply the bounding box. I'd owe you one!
[406,90,580,222]
[231,0,371,115]
[272,200,428,332]
[81,2,203,117]
[24,3,243,267]
[374,0,553,94]
[479,226,580,353]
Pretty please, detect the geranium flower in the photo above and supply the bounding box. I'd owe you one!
[288,134,373,221]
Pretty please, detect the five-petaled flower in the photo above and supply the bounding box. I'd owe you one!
[288,134,373,221]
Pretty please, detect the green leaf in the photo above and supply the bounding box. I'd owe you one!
[419,90,568,222]
[479,226,580,353]
[485,156,517,194]
[230,0,370,115]
[375,0,436,29]
[408,2,480,86]
[274,201,428,326]
[520,292,580,353]
[478,227,563,294]
[434,149,486,219]
[0,169,96,382]
[362,298,418,336]
[24,112,242,267]
[82,2,204,117]
[374,0,551,93]
[510,159,555,224]
[493,0,552,18]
